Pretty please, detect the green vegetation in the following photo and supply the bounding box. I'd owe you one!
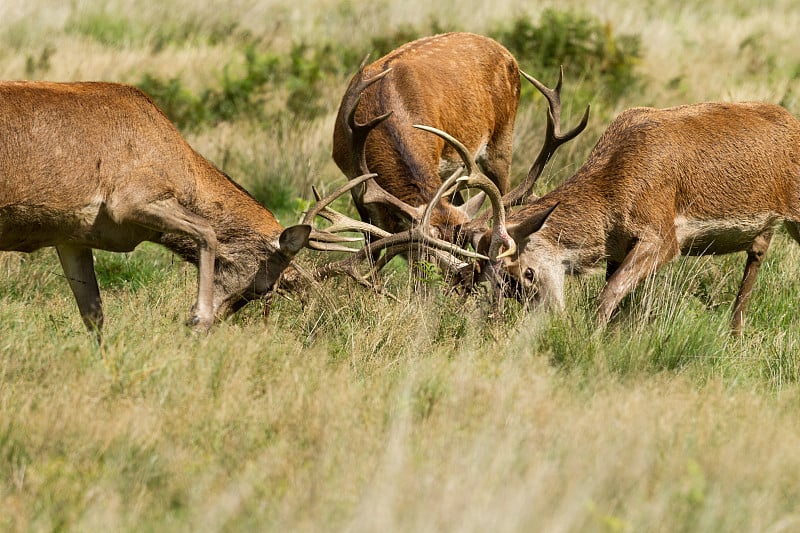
[493,9,642,103]
[3,0,800,531]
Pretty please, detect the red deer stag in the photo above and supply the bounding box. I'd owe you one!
[0,81,314,334]
[483,101,800,334]
[332,32,522,246]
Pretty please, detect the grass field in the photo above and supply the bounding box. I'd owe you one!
[3,1,800,531]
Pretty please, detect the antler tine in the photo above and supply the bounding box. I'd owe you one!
[413,124,516,260]
[304,173,394,253]
[524,66,565,127]
[346,58,394,176]
[502,67,590,207]
[313,204,391,240]
[352,54,393,99]
[302,173,375,226]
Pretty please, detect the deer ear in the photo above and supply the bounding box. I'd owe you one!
[475,229,492,256]
[279,225,311,256]
[458,191,486,219]
[508,203,558,242]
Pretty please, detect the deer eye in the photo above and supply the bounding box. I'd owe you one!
[524,267,535,282]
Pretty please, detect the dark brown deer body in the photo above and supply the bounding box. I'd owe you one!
[0,81,310,333]
[494,101,800,333]
[332,32,520,242]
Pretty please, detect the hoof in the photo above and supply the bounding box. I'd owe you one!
[187,315,213,333]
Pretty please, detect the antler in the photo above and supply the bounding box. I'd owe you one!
[502,66,590,207]
[343,56,394,177]
[301,170,491,291]
[304,173,391,253]
[413,124,516,261]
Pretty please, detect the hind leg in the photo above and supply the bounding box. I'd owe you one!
[731,231,773,335]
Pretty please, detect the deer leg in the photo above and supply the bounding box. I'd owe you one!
[731,231,773,335]
[597,237,678,328]
[56,245,103,334]
[113,197,218,331]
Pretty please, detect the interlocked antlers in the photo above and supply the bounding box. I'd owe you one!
[300,64,588,299]
[412,125,516,261]
[298,172,490,291]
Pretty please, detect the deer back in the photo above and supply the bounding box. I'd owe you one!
[0,81,288,248]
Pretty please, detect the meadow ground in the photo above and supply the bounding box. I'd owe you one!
[2,1,800,531]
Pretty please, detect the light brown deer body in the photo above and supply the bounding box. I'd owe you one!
[0,81,310,333]
[493,101,800,333]
[332,32,520,242]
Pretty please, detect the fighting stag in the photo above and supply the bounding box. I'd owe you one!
[488,101,800,334]
[0,81,313,334]
[332,32,522,246]
[332,33,588,287]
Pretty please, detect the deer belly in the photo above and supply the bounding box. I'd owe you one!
[0,203,154,252]
[674,215,777,255]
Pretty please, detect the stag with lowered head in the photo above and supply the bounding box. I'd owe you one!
[0,81,314,334]
[332,32,522,245]
[483,101,800,334]
[332,33,588,286]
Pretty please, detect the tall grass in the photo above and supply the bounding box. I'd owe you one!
[3,0,800,531]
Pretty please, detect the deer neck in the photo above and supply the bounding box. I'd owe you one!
[526,183,613,273]
[160,164,284,265]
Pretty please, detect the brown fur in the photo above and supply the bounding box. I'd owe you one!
[0,81,310,333]
[491,101,800,333]
[332,32,520,240]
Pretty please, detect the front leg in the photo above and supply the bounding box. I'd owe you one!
[111,195,218,332]
[596,237,678,328]
[56,245,103,334]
